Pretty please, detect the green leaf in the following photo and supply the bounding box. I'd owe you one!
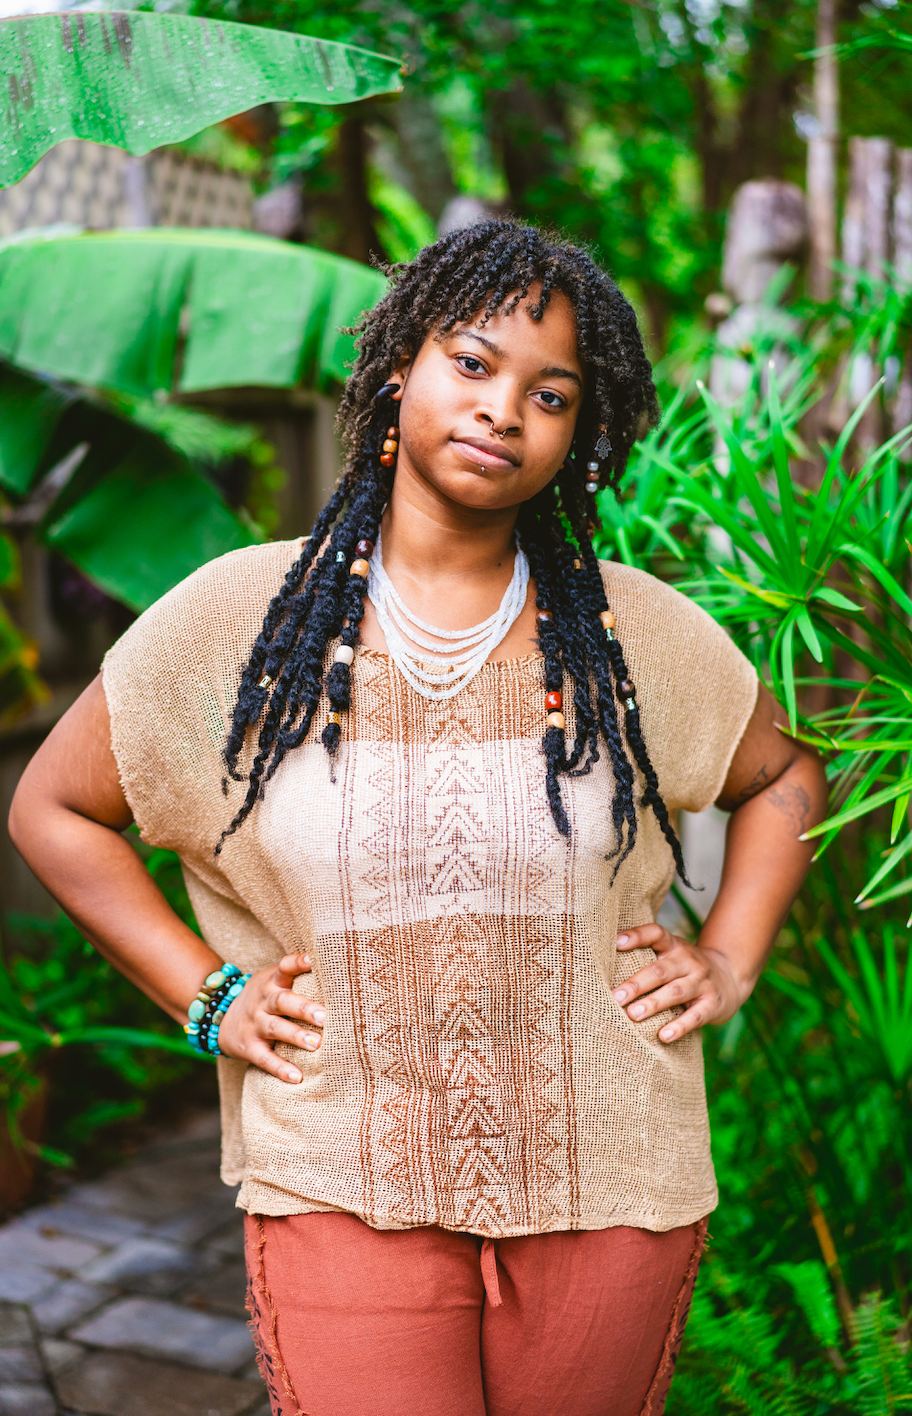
[814,586,863,614]
[0,229,387,397]
[802,780,912,839]
[0,363,73,495]
[0,13,402,187]
[45,441,259,611]
[795,608,824,664]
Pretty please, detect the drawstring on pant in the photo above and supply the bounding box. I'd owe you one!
[480,1237,503,1306]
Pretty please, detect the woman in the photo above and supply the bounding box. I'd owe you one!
[10,221,826,1416]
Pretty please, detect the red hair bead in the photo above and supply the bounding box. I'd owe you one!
[380,452,395,467]
[355,539,374,557]
[545,691,562,712]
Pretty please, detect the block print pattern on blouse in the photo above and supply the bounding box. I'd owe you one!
[325,668,582,1232]
[339,914,581,1231]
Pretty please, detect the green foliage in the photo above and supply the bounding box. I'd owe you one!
[0,228,388,399]
[0,11,401,187]
[0,840,205,1170]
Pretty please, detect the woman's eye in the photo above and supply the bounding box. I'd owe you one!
[538,391,565,408]
[456,355,485,374]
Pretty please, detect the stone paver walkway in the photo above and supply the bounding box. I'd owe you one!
[0,1110,269,1416]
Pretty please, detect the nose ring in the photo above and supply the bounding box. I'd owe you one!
[492,426,509,439]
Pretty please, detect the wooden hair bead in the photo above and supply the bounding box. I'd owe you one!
[619,680,636,698]
[380,452,396,467]
[536,609,553,623]
[327,711,342,726]
[333,644,355,666]
[573,558,582,570]
[545,690,562,712]
[546,711,566,730]
[350,558,370,578]
[600,610,616,630]
[382,439,398,453]
[355,539,374,557]
[387,426,399,439]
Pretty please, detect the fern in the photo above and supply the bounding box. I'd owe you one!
[848,1295,912,1416]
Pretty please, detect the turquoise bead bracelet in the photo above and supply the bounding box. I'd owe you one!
[184,963,251,1056]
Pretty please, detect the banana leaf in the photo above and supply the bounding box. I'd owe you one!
[0,228,387,397]
[0,12,402,187]
[0,361,260,611]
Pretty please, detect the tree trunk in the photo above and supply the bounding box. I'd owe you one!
[841,136,868,299]
[807,0,839,301]
[335,114,385,266]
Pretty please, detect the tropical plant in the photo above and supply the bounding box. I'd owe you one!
[0,230,387,614]
[0,841,205,1172]
[0,11,402,186]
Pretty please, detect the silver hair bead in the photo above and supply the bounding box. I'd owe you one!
[587,461,599,472]
[585,481,599,494]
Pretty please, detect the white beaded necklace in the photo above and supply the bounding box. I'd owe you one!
[367,531,530,701]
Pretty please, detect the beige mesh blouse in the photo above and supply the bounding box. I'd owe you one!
[103,539,758,1237]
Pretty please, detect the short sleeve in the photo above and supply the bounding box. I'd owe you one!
[102,540,303,863]
[601,562,759,815]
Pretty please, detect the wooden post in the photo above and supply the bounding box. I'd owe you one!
[841,137,867,301]
[894,149,912,289]
[807,0,839,301]
[864,138,893,280]
[894,150,912,454]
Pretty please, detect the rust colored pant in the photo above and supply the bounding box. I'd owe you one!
[245,1211,707,1416]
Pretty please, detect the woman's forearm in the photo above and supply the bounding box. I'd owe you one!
[697,748,828,1003]
[9,801,220,1023]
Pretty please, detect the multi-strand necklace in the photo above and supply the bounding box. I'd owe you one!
[367,531,530,701]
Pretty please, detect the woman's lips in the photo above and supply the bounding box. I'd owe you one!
[451,439,517,470]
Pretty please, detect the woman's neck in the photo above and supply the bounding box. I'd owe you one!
[357,477,540,654]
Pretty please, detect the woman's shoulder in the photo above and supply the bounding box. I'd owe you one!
[597,559,716,636]
[103,538,307,701]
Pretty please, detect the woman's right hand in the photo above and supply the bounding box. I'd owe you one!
[217,953,322,1084]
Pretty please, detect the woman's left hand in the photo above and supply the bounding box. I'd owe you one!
[612,923,747,1044]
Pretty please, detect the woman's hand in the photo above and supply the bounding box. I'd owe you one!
[217,953,321,1084]
[612,924,746,1044]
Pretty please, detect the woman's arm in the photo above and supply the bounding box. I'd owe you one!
[611,684,828,1043]
[8,676,322,1082]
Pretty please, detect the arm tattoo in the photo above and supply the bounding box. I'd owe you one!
[737,764,769,803]
[767,780,812,837]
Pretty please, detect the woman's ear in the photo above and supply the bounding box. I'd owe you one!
[389,358,410,398]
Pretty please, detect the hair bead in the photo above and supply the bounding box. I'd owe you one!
[600,610,616,630]
[328,711,342,726]
[333,644,355,666]
[380,452,395,467]
[545,690,563,712]
[258,674,273,689]
[536,609,553,623]
[619,679,636,698]
[546,711,566,730]
[355,539,375,557]
[387,426,399,439]
[350,559,370,578]
[382,439,398,454]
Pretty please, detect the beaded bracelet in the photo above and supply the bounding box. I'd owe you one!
[184,963,251,1057]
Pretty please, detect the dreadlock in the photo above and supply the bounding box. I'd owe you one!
[217,219,689,883]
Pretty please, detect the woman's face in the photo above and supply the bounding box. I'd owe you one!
[390,288,585,514]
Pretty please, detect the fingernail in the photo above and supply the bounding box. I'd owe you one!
[302,956,311,965]
[617,934,629,946]
[286,1069,302,1083]
[628,1003,645,1019]
[660,1027,675,1042]
[313,1007,325,1025]
[305,1033,321,1048]
[613,989,627,1003]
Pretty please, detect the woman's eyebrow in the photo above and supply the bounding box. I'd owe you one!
[448,329,582,388]
[539,365,582,389]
